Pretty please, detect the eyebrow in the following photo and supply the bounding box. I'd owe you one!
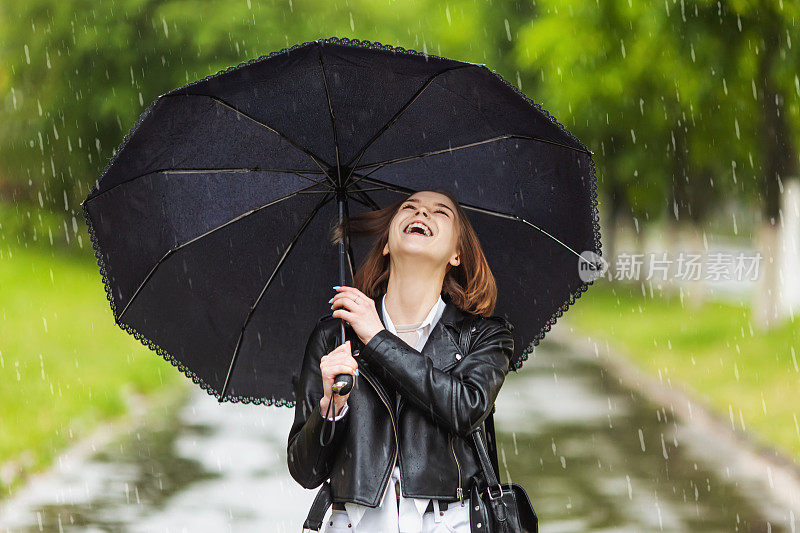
[405,198,454,214]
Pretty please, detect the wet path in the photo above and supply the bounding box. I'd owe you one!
[0,387,312,532]
[1,335,797,532]
[493,340,796,532]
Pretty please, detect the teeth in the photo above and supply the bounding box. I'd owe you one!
[405,221,432,236]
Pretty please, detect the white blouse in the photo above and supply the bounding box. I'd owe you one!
[321,294,470,531]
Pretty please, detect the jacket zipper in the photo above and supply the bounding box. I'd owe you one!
[449,433,464,505]
[361,371,399,502]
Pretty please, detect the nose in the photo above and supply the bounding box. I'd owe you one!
[414,206,431,218]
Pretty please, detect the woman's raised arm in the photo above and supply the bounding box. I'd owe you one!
[357,316,513,437]
[286,321,351,489]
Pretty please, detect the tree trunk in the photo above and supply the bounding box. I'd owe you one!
[754,221,781,328]
[752,14,799,330]
[777,178,800,318]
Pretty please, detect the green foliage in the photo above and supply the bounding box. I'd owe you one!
[512,0,799,224]
[0,242,188,496]
[568,282,800,462]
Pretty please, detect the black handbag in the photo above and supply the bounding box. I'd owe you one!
[466,406,538,533]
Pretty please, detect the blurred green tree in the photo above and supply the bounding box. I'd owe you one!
[513,0,799,321]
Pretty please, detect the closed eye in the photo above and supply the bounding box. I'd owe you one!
[402,204,450,217]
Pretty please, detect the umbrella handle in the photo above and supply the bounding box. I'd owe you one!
[319,369,352,446]
[332,374,353,395]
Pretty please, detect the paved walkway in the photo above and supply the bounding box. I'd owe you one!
[1,322,798,531]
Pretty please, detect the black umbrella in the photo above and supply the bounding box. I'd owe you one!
[81,36,602,407]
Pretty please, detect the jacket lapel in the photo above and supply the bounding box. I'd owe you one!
[377,293,466,372]
[419,300,466,372]
[348,294,468,412]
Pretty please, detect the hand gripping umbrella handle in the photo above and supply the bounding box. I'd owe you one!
[320,320,355,446]
[332,319,355,396]
[318,303,354,447]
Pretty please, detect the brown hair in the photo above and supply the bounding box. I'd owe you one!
[331,189,498,316]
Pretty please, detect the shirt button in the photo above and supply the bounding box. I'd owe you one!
[455,352,462,360]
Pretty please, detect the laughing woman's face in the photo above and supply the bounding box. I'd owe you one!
[383,191,461,270]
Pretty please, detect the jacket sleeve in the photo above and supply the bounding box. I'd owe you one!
[286,320,351,489]
[358,316,513,437]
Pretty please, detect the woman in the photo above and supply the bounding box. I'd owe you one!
[287,189,514,533]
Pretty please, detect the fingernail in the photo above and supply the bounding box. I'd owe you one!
[333,285,340,290]
[354,368,360,376]
[328,297,334,303]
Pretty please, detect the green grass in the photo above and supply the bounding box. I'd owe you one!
[0,241,189,498]
[567,282,800,462]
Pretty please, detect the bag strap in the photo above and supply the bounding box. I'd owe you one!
[485,405,501,481]
[302,480,333,532]
[470,425,505,501]
[460,314,502,485]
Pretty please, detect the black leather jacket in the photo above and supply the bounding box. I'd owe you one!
[286,293,514,507]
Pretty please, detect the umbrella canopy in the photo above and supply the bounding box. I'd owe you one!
[81,36,602,407]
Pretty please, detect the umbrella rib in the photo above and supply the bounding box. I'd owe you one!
[343,163,391,190]
[164,93,337,188]
[297,189,335,194]
[341,64,477,187]
[318,50,342,186]
[348,134,592,188]
[346,192,376,210]
[221,190,335,399]
[208,95,339,188]
[291,171,334,188]
[82,167,331,207]
[116,181,325,322]
[346,238,357,281]
[345,186,389,193]
[353,175,595,266]
[347,180,382,210]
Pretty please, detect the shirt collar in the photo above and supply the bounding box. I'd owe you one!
[381,293,446,335]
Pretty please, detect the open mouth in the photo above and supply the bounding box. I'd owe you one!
[403,220,433,237]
